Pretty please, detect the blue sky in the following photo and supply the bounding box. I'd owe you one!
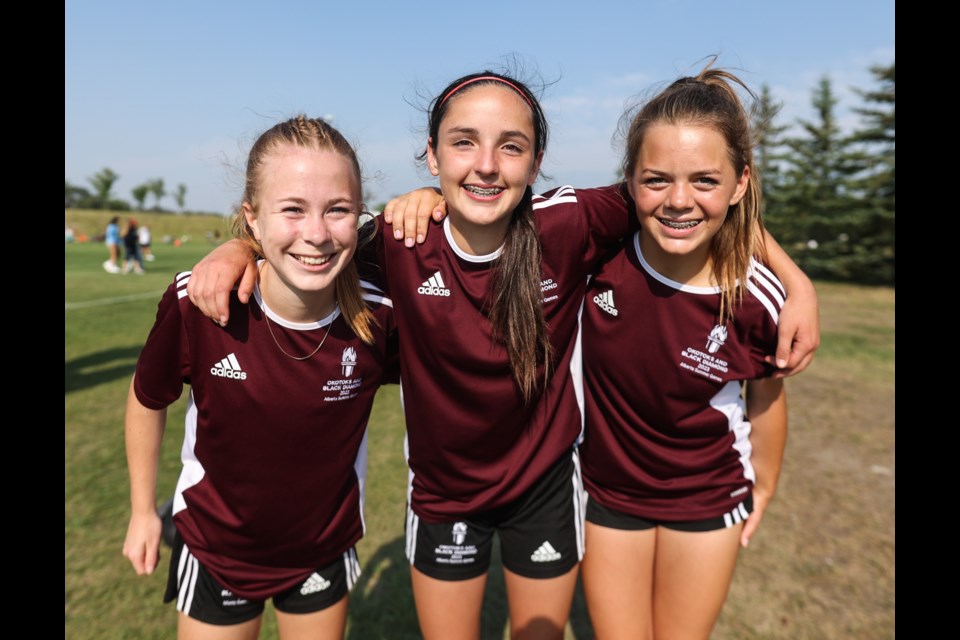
[66,1,894,215]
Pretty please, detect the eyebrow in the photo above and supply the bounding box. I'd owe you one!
[640,168,723,176]
[275,196,357,207]
[444,126,532,145]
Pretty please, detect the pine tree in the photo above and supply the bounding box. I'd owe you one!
[751,84,788,216]
[767,76,861,280]
[845,62,895,284]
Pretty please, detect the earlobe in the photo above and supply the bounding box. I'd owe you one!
[426,139,440,177]
[243,203,260,241]
[730,166,750,205]
[527,150,545,186]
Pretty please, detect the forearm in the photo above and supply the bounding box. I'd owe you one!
[125,376,167,515]
[747,378,788,495]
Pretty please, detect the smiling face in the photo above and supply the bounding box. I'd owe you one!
[626,123,749,285]
[243,144,361,321]
[426,84,543,255]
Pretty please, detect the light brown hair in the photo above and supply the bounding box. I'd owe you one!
[231,115,377,344]
[622,62,766,323]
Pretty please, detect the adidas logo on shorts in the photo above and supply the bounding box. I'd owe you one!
[417,271,451,297]
[300,572,331,595]
[530,541,562,563]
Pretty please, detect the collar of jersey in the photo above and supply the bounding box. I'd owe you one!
[253,260,341,330]
[443,217,505,263]
[632,232,724,295]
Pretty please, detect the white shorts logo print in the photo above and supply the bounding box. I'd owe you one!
[432,522,478,567]
[417,271,451,297]
[210,352,247,380]
[593,290,619,316]
[531,541,562,562]
[299,572,332,596]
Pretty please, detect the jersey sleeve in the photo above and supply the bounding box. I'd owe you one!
[536,183,635,268]
[744,259,786,379]
[133,274,193,410]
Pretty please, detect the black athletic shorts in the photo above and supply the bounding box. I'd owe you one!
[406,449,584,581]
[164,534,360,625]
[586,494,754,532]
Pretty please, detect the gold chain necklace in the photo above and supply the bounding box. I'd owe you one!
[263,305,337,361]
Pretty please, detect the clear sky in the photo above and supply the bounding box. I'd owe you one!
[66,0,895,215]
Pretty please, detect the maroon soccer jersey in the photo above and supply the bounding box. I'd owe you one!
[133,271,397,600]
[580,233,784,521]
[368,185,631,522]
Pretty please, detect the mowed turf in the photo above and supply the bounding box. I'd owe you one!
[65,238,894,639]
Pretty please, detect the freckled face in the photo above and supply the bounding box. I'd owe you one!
[626,123,749,282]
[244,145,360,320]
[426,84,543,254]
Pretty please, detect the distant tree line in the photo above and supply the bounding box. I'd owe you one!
[754,62,894,285]
[65,171,198,215]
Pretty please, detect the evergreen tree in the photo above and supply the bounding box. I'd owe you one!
[767,76,861,281]
[751,84,788,215]
[845,62,895,284]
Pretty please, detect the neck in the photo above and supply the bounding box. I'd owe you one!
[639,233,715,287]
[447,213,510,256]
[258,263,338,323]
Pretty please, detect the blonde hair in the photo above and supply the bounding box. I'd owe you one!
[231,115,377,344]
[622,61,766,323]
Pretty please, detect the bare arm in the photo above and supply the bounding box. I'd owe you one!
[763,230,820,377]
[185,240,258,325]
[381,188,445,248]
[740,377,788,548]
[121,376,168,576]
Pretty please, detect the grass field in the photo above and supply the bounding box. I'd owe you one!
[65,237,895,639]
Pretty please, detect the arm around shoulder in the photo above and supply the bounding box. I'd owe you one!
[762,230,820,376]
[186,239,258,326]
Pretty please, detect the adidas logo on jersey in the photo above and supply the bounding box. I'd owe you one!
[593,290,619,316]
[530,541,562,563]
[417,271,451,297]
[299,572,331,595]
[211,353,247,380]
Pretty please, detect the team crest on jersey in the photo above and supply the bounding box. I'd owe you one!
[417,271,451,297]
[323,350,363,402]
[706,325,728,353]
[341,347,357,377]
[210,353,247,380]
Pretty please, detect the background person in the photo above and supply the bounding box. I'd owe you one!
[103,215,121,273]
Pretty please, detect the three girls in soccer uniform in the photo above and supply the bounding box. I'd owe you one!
[186,69,815,639]
[123,116,397,639]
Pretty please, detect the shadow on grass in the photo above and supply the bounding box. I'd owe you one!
[65,345,143,394]
[347,536,594,639]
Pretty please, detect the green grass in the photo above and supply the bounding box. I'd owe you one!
[66,238,895,639]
